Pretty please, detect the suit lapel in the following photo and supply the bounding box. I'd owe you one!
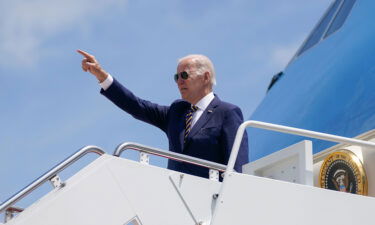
[179,117,186,151]
[184,96,220,145]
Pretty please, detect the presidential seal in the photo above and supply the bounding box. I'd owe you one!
[319,150,368,195]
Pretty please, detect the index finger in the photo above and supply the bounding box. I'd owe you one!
[77,49,95,61]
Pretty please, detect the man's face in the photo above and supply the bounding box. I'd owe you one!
[176,59,208,104]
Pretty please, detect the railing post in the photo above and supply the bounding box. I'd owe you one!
[49,175,65,189]
[140,152,150,165]
[209,169,219,181]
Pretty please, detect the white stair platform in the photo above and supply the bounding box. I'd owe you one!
[243,140,313,185]
[5,150,375,225]
[6,155,221,225]
[211,172,375,225]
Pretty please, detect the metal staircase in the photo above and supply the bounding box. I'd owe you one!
[1,121,375,225]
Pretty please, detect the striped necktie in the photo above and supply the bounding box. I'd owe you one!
[184,105,198,142]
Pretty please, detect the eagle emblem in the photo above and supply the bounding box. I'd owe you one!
[319,150,367,195]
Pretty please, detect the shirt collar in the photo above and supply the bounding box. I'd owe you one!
[194,92,214,111]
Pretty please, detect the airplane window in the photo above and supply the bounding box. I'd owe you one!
[324,0,357,37]
[297,0,343,56]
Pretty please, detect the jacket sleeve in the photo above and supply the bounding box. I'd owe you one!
[100,78,169,132]
[221,106,249,172]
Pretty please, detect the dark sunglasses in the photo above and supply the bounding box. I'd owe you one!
[174,71,189,82]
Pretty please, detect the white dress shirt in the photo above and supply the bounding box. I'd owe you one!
[99,74,214,128]
[191,92,214,128]
[100,74,114,90]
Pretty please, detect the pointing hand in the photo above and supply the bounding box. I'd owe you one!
[77,49,108,82]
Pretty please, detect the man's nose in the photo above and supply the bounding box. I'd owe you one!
[177,76,185,85]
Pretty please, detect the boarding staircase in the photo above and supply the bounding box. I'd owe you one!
[1,121,375,225]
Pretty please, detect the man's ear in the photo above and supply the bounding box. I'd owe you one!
[204,72,211,84]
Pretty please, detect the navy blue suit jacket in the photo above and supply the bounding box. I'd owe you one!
[101,78,249,178]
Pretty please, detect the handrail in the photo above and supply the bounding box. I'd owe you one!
[0,146,105,214]
[114,142,227,172]
[226,120,375,173]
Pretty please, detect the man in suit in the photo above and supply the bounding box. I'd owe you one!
[77,50,249,179]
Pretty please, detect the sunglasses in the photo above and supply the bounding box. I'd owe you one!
[174,71,189,82]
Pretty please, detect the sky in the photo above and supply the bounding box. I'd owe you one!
[0,0,332,211]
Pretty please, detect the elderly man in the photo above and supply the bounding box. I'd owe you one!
[77,50,248,179]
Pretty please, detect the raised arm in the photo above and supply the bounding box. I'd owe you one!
[77,49,170,133]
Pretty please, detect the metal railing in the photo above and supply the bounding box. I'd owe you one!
[114,142,227,175]
[0,145,105,217]
[5,121,374,222]
[226,120,375,173]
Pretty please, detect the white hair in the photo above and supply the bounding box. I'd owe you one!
[178,54,216,86]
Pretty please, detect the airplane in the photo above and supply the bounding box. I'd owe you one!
[1,0,375,224]
[247,0,375,198]
[249,0,375,161]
